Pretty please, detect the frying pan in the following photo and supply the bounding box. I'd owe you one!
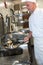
[2,31,28,49]
[4,40,29,49]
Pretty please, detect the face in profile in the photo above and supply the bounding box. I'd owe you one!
[26,2,36,13]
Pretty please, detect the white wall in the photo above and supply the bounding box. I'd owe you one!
[37,0,43,8]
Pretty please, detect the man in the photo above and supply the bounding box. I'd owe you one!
[22,0,43,65]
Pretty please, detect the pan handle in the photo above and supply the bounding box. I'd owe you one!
[16,40,29,47]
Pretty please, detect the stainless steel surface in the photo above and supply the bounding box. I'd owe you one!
[0,44,30,65]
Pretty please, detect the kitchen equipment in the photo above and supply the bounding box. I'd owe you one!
[12,60,31,65]
[0,31,29,56]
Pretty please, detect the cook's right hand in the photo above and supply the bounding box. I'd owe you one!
[24,36,29,42]
[23,31,32,42]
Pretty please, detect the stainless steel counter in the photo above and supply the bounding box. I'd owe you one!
[0,44,30,65]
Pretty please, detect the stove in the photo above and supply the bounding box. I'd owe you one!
[0,44,30,65]
[0,47,23,56]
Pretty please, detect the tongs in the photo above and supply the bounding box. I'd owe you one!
[16,40,29,47]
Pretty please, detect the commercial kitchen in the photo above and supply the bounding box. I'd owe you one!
[0,0,43,65]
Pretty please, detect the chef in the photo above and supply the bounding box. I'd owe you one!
[22,0,43,65]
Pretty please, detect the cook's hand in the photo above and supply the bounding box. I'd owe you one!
[24,31,32,42]
[24,36,29,42]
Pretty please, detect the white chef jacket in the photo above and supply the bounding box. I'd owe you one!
[29,8,43,37]
[29,8,43,65]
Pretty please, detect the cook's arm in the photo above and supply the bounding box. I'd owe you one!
[24,31,32,42]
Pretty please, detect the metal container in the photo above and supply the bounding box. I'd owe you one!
[12,61,30,65]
